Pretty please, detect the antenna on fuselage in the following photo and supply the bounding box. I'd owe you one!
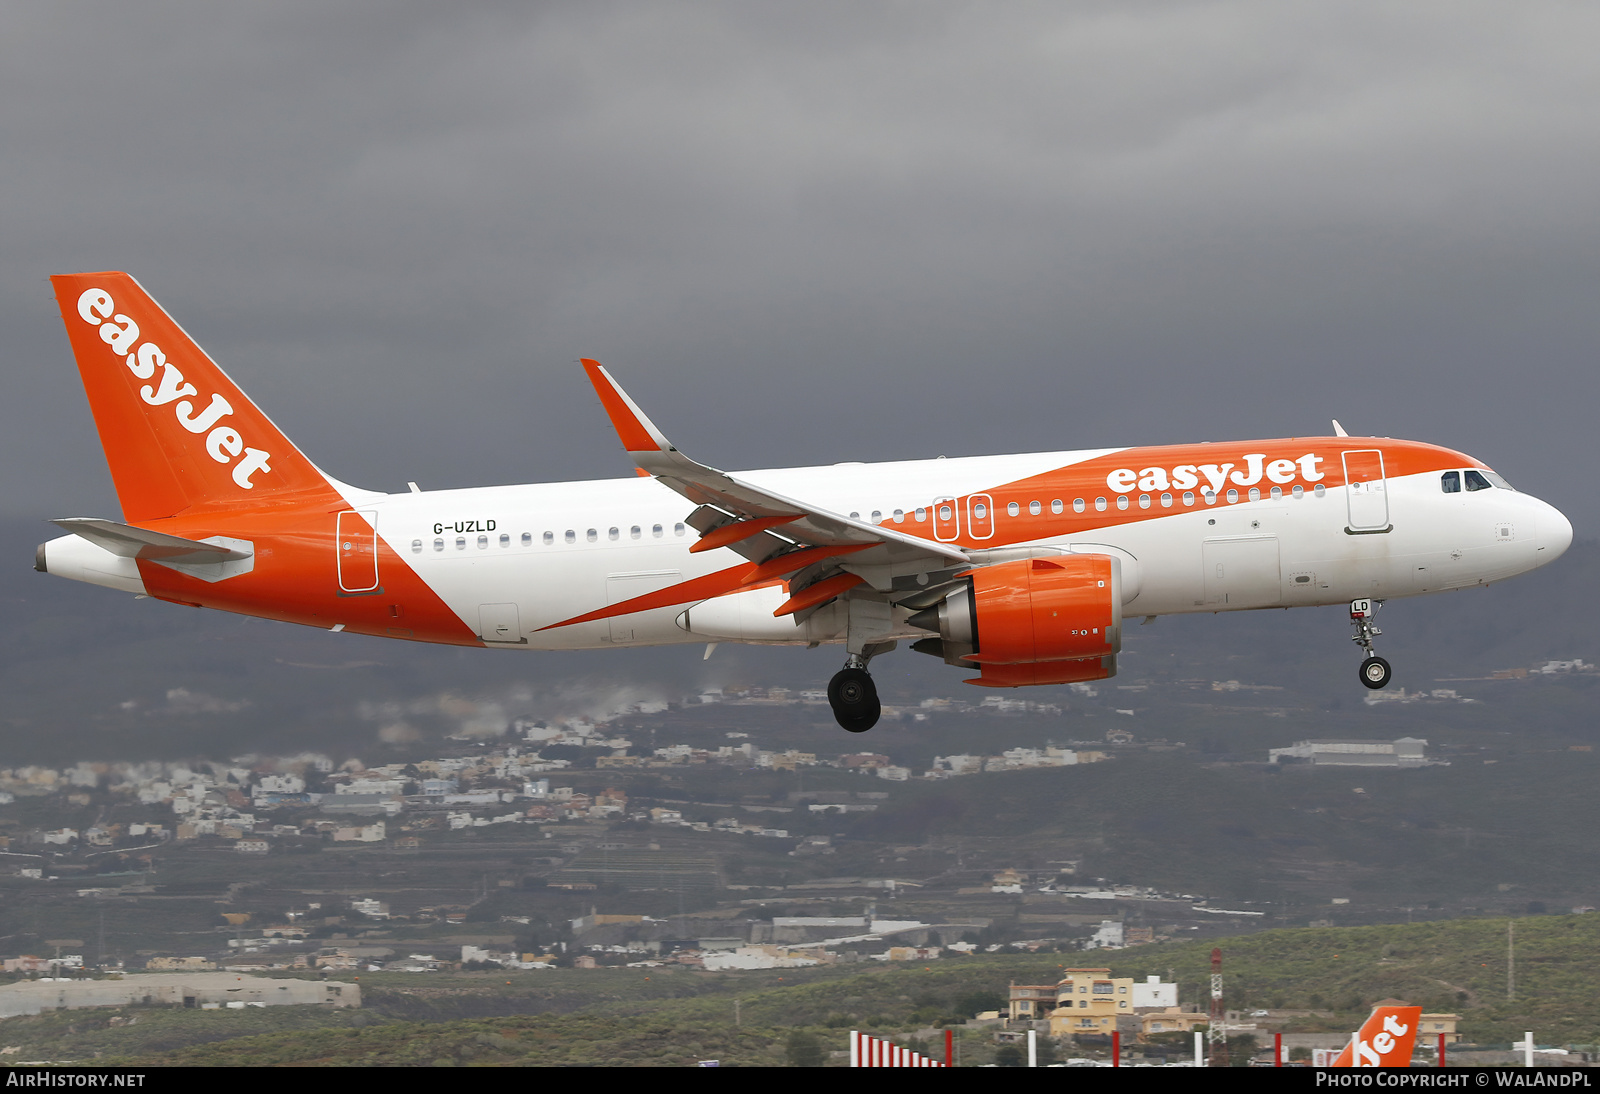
[1331,419,1350,437]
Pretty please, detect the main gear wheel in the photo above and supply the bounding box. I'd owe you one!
[828,666,881,732]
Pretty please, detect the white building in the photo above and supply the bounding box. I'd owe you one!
[1132,975,1177,1008]
[1084,920,1124,949]
[1268,737,1429,767]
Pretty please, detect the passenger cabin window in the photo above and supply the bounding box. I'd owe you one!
[1007,502,1020,517]
[1072,498,1085,513]
[630,525,642,539]
[586,529,598,542]
[565,530,576,544]
[1051,499,1064,515]
[411,540,422,554]
[1465,470,1493,492]
[541,531,552,545]
[1441,471,1461,493]
[652,524,663,538]
[674,523,686,536]
[525,532,536,546]
[608,527,619,541]
[1029,500,1041,516]
[499,533,510,547]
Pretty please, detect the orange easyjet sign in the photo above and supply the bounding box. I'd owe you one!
[1329,1005,1422,1067]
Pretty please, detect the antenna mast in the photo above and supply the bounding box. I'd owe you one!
[1208,947,1228,1066]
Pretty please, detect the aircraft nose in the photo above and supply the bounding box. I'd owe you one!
[1539,501,1573,561]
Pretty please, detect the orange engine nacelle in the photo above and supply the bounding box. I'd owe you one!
[909,555,1122,688]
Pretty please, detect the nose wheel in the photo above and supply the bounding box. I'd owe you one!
[1350,598,1392,690]
[828,662,881,732]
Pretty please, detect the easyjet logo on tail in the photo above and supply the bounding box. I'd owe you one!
[1330,1005,1421,1067]
[75,288,273,490]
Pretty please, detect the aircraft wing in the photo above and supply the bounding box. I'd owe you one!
[581,360,969,585]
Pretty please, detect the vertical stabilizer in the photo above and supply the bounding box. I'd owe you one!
[1330,1005,1421,1067]
[50,272,334,522]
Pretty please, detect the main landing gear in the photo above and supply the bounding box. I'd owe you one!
[1350,598,1392,690]
[828,655,881,733]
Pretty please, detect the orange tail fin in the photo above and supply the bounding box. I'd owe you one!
[50,272,333,522]
[1330,1005,1422,1067]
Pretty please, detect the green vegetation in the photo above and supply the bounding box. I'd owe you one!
[1098,914,1600,1047]
[1,913,1590,1065]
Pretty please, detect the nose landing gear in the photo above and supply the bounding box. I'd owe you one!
[828,655,881,733]
[1350,598,1391,689]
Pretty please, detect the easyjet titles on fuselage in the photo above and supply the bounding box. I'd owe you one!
[1104,452,1326,496]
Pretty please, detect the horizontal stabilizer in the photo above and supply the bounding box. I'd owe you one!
[52,517,251,562]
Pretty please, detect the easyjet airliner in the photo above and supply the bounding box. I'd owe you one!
[37,273,1573,732]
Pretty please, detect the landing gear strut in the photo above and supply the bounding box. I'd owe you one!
[1350,598,1391,690]
[828,655,881,733]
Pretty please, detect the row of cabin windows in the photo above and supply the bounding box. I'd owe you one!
[405,476,1360,554]
[837,470,1507,522]
[858,484,1329,527]
[411,522,688,554]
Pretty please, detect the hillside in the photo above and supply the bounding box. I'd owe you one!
[0,915,1586,1065]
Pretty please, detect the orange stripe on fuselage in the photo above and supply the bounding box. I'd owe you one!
[132,504,483,646]
[538,543,873,631]
[860,438,1478,549]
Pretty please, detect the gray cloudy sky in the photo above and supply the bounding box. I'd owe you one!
[5,2,1597,530]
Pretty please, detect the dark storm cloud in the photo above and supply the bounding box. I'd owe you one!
[4,3,1597,527]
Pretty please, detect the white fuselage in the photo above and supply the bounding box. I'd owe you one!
[353,448,1570,650]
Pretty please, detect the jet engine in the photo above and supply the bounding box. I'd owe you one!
[908,554,1122,688]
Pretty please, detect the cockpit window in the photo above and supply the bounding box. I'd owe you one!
[1441,471,1460,493]
[1464,470,1494,492]
[1483,471,1515,491]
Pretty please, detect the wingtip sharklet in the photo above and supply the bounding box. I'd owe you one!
[580,359,673,456]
